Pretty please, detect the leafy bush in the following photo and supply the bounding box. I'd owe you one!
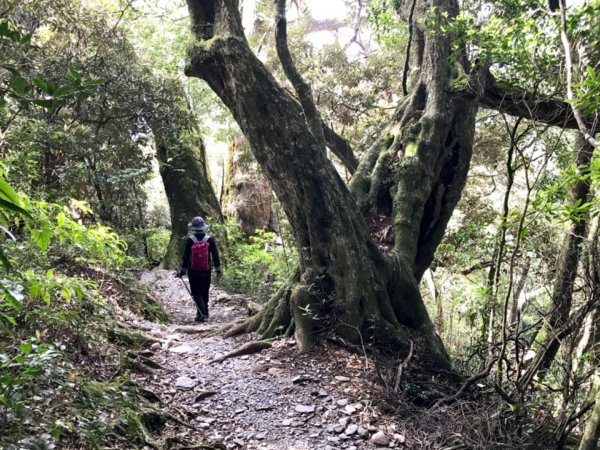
[122,227,170,267]
[212,219,297,298]
[0,180,167,447]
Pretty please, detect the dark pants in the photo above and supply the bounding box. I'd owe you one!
[188,270,211,318]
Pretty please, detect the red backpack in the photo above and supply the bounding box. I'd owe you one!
[190,235,210,271]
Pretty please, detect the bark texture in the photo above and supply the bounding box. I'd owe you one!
[580,385,600,450]
[350,0,484,284]
[153,121,222,268]
[223,135,273,236]
[184,0,449,368]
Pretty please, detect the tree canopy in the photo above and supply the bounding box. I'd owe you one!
[1,0,600,448]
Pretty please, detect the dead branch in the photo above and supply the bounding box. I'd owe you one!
[209,340,272,364]
[432,357,498,408]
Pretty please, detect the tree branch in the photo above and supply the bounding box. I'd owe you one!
[275,0,327,150]
[322,123,358,173]
[558,0,600,148]
[480,72,582,129]
[274,1,358,174]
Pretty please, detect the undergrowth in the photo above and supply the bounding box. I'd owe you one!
[0,190,175,449]
[211,219,297,300]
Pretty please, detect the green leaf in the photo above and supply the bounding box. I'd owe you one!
[22,367,43,377]
[31,99,55,110]
[0,312,16,326]
[0,197,33,219]
[61,287,72,303]
[0,20,9,37]
[0,247,11,270]
[67,64,81,80]
[10,76,29,95]
[0,286,22,310]
[33,78,48,92]
[19,33,31,46]
[19,342,33,355]
[45,81,56,95]
[0,177,20,203]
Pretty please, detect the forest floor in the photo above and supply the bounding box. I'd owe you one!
[129,270,413,450]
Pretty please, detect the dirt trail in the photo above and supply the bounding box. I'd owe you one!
[130,270,408,450]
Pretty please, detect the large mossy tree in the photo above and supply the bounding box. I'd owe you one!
[183,0,584,369]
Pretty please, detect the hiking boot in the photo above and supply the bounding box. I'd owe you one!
[195,314,205,323]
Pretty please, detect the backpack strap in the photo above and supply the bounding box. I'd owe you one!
[202,235,210,243]
[190,235,198,243]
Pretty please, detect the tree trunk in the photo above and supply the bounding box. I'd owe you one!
[580,383,600,450]
[349,0,485,284]
[223,135,273,236]
[153,122,222,268]
[183,0,485,369]
[520,135,594,387]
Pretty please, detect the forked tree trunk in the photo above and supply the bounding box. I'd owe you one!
[153,122,222,268]
[184,0,482,369]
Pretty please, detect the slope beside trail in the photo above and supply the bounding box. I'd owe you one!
[129,270,412,450]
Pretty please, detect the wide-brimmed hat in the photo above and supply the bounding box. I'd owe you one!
[188,216,208,232]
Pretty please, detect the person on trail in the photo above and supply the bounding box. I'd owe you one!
[175,216,222,322]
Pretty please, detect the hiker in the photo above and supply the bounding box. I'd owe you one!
[175,216,222,322]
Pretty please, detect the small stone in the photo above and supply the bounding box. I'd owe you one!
[295,404,315,414]
[357,426,369,438]
[336,398,349,406]
[371,431,390,446]
[347,446,358,450]
[255,432,266,440]
[195,416,215,424]
[175,376,196,390]
[334,425,345,433]
[282,419,292,426]
[150,342,161,350]
[343,405,357,415]
[345,424,358,435]
[327,436,341,443]
[217,293,233,303]
[338,417,350,427]
[335,375,351,382]
[268,367,284,376]
[317,389,328,397]
[394,433,406,444]
[170,344,193,354]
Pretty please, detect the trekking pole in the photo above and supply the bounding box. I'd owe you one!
[179,276,192,296]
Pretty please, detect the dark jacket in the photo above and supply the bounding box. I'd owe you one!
[181,232,221,272]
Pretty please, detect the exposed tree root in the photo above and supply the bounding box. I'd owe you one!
[128,351,165,371]
[224,282,293,339]
[209,340,272,364]
[138,387,162,403]
[108,325,163,347]
[194,390,218,401]
[172,324,222,335]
